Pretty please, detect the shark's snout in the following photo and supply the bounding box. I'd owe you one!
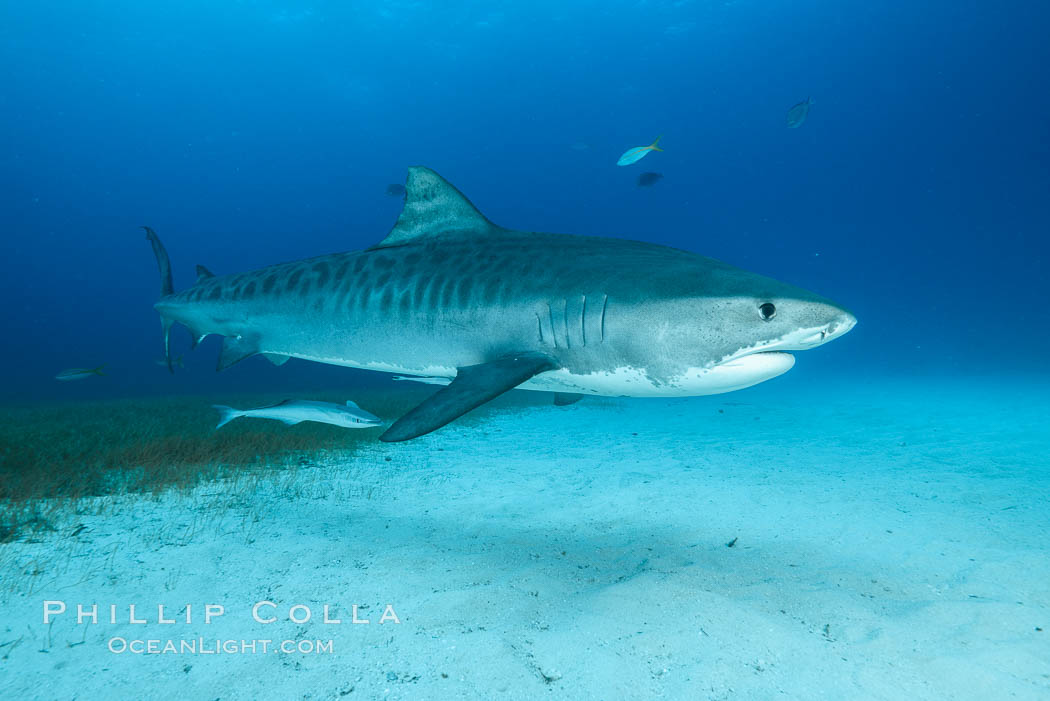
[718,306,856,367]
[826,311,857,342]
[801,312,856,347]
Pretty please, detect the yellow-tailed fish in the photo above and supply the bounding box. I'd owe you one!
[616,135,664,166]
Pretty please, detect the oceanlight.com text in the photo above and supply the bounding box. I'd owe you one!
[108,637,335,655]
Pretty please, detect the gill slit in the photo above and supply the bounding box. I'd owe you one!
[562,298,570,349]
[600,294,608,343]
[546,303,558,349]
[580,295,587,347]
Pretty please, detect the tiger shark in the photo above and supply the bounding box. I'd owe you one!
[146,166,855,441]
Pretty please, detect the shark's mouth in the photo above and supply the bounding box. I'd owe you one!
[717,316,857,368]
[718,350,794,367]
[704,351,796,393]
[700,317,856,394]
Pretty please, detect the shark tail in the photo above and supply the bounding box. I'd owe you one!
[649,135,664,151]
[91,365,106,376]
[212,405,242,429]
[144,226,177,374]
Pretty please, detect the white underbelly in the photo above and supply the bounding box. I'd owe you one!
[520,352,795,397]
[297,350,797,398]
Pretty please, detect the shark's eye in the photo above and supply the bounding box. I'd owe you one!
[759,302,777,320]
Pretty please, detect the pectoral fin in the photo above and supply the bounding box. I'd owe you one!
[553,392,584,406]
[263,353,290,366]
[380,352,556,442]
[217,335,259,371]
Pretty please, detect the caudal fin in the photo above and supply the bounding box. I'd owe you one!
[144,226,176,373]
[212,405,241,429]
[144,227,173,297]
[91,365,106,376]
[649,135,664,151]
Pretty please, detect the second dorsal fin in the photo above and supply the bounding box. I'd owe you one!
[196,264,215,282]
[371,166,496,249]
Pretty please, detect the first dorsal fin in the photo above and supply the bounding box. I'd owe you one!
[372,166,496,249]
[196,264,215,282]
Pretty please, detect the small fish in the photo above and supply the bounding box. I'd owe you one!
[212,399,382,429]
[392,375,452,386]
[616,136,664,166]
[386,183,407,198]
[55,365,105,381]
[637,172,663,187]
[155,355,185,369]
[787,97,813,128]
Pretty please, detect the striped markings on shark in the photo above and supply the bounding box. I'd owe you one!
[146,166,856,441]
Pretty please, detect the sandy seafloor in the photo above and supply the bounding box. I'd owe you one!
[0,376,1047,700]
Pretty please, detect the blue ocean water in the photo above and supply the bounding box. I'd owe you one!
[4,5,1050,698]
[3,1,1046,402]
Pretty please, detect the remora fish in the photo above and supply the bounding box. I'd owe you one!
[212,400,382,429]
[617,136,663,166]
[145,166,855,441]
[55,366,105,381]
